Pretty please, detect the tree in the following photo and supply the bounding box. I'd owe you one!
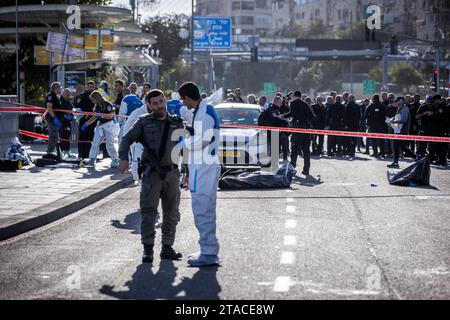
[141,15,189,71]
[295,67,320,92]
[389,62,423,85]
[335,21,366,40]
[368,66,382,82]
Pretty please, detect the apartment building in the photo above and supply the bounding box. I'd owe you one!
[196,0,273,36]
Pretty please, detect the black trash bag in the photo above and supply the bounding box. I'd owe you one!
[219,163,295,190]
[387,156,431,186]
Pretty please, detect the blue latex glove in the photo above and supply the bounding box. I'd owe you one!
[64,114,73,121]
[53,117,62,128]
[81,123,88,131]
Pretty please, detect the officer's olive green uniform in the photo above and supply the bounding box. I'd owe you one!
[119,113,184,246]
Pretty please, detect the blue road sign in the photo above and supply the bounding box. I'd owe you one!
[193,17,232,49]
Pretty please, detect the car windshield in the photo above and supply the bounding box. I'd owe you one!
[216,108,260,125]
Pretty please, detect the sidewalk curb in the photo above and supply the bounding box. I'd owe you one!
[0,174,134,241]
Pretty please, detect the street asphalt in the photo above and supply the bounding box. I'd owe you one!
[0,153,449,300]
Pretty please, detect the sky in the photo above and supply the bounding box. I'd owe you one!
[111,0,193,18]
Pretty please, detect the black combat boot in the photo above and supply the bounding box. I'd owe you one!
[142,244,154,263]
[160,244,182,260]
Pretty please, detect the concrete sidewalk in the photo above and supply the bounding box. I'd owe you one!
[0,142,133,240]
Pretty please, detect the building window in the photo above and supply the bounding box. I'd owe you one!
[315,9,320,17]
[301,12,305,19]
[338,9,341,20]
[255,0,267,9]
[240,16,255,25]
[241,1,255,10]
[232,1,241,10]
[295,13,301,20]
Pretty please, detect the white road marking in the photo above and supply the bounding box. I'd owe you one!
[283,235,297,246]
[286,205,296,213]
[280,251,295,264]
[273,276,294,292]
[286,198,294,203]
[285,219,297,228]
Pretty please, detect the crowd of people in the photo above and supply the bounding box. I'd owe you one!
[43,79,450,175]
[43,79,152,168]
[235,88,450,174]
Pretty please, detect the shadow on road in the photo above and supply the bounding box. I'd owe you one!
[111,211,141,235]
[99,260,221,300]
[111,211,162,234]
[292,174,323,187]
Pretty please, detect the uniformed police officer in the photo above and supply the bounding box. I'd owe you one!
[75,81,96,160]
[282,90,315,175]
[118,89,184,263]
[45,82,63,157]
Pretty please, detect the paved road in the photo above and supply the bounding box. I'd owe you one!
[1,154,449,299]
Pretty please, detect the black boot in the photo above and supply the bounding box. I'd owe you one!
[142,244,154,263]
[160,244,182,260]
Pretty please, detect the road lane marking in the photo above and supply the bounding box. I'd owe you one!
[285,219,297,228]
[280,251,295,264]
[283,235,297,246]
[286,205,296,213]
[273,276,294,292]
[286,198,294,203]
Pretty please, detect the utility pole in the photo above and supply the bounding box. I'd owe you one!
[191,0,195,81]
[15,0,19,101]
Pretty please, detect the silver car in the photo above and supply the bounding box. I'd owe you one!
[215,103,272,169]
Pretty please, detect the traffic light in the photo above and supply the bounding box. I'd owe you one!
[431,69,438,92]
[251,47,258,63]
[390,36,398,55]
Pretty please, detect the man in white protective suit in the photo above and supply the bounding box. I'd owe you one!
[178,82,221,267]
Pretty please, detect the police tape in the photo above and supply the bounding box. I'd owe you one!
[220,124,450,143]
[0,100,129,118]
[19,129,101,144]
[4,100,450,143]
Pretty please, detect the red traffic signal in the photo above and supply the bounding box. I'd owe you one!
[434,69,438,75]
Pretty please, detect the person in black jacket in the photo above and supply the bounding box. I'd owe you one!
[281,91,315,175]
[407,94,421,153]
[311,96,326,155]
[364,94,386,157]
[415,95,434,157]
[343,94,361,157]
[358,98,370,153]
[326,95,345,156]
[258,96,289,160]
[75,80,96,160]
[59,88,75,156]
[428,95,450,166]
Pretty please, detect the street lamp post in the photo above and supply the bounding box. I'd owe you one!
[191,0,194,81]
[15,0,19,101]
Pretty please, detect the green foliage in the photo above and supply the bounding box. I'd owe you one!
[141,15,189,71]
[388,62,423,85]
[295,67,319,92]
[368,66,382,82]
[335,21,366,40]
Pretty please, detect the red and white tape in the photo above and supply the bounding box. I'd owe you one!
[3,100,450,143]
[221,124,450,143]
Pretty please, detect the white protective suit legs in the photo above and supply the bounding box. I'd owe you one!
[185,99,221,257]
[89,120,120,161]
[188,163,221,255]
